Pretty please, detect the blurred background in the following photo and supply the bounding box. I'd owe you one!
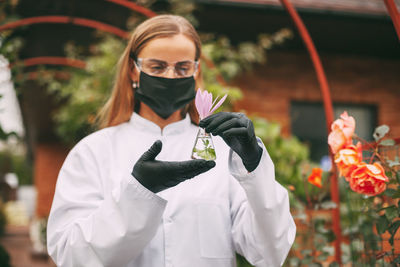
[0,0,399,266]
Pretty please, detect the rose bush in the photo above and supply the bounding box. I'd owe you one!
[329,111,400,264]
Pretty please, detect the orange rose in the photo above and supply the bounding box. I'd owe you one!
[328,111,355,153]
[308,168,323,188]
[348,162,389,196]
[334,142,362,179]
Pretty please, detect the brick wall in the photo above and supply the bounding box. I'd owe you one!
[234,51,400,139]
[34,144,68,218]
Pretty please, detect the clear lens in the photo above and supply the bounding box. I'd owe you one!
[136,58,198,77]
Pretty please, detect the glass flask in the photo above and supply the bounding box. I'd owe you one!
[191,127,216,160]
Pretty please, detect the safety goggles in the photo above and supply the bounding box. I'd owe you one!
[135,58,199,78]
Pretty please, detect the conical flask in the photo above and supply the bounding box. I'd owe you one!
[191,127,216,160]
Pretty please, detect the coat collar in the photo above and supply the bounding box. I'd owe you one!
[129,112,192,136]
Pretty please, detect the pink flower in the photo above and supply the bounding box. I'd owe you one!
[328,129,347,154]
[328,111,355,153]
[332,111,355,139]
[195,89,227,119]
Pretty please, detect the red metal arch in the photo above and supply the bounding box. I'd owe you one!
[278,0,340,262]
[0,1,157,68]
[0,0,156,36]
[0,16,130,39]
[384,0,400,40]
[105,0,156,17]
[15,57,86,69]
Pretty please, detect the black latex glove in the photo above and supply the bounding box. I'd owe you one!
[132,140,216,193]
[199,112,263,172]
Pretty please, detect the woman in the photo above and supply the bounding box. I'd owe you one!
[47,15,296,267]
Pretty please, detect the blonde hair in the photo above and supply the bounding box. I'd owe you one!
[97,14,201,128]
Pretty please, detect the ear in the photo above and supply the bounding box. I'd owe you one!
[129,58,139,82]
[194,60,203,88]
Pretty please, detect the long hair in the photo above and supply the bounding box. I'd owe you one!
[97,15,202,128]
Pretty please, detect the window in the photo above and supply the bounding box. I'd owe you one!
[290,101,377,163]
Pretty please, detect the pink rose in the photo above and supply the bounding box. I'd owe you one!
[328,129,347,154]
[332,111,355,139]
[328,111,355,153]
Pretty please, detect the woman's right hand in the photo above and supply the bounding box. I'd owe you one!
[132,140,216,193]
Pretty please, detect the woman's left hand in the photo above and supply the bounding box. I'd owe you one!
[199,112,263,172]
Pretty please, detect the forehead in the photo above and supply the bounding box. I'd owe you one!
[138,34,196,61]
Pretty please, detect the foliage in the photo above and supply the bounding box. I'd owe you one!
[0,201,9,267]
[285,212,336,266]
[363,126,400,264]
[340,188,383,265]
[252,117,330,205]
[36,35,126,144]
[0,243,11,267]
[30,217,48,254]
[201,29,293,82]
[0,150,32,185]
[0,27,24,88]
[252,117,338,266]
[0,41,31,187]
[0,0,19,24]
[0,201,6,237]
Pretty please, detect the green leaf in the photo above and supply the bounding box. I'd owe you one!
[385,205,398,222]
[376,215,389,234]
[387,159,400,168]
[393,255,400,263]
[300,249,312,256]
[329,262,340,267]
[373,125,390,141]
[384,188,400,198]
[301,255,313,264]
[320,201,337,210]
[388,220,400,236]
[195,147,216,161]
[389,234,394,246]
[398,200,400,214]
[380,139,395,146]
[289,258,301,265]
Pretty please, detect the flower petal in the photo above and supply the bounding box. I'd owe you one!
[210,94,227,114]
[195,89,203,118]
[202,92,211,118]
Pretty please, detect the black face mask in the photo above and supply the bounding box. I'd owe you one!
[135,72,196,119]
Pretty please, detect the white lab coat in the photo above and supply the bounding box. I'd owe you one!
[47,112,296,267]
